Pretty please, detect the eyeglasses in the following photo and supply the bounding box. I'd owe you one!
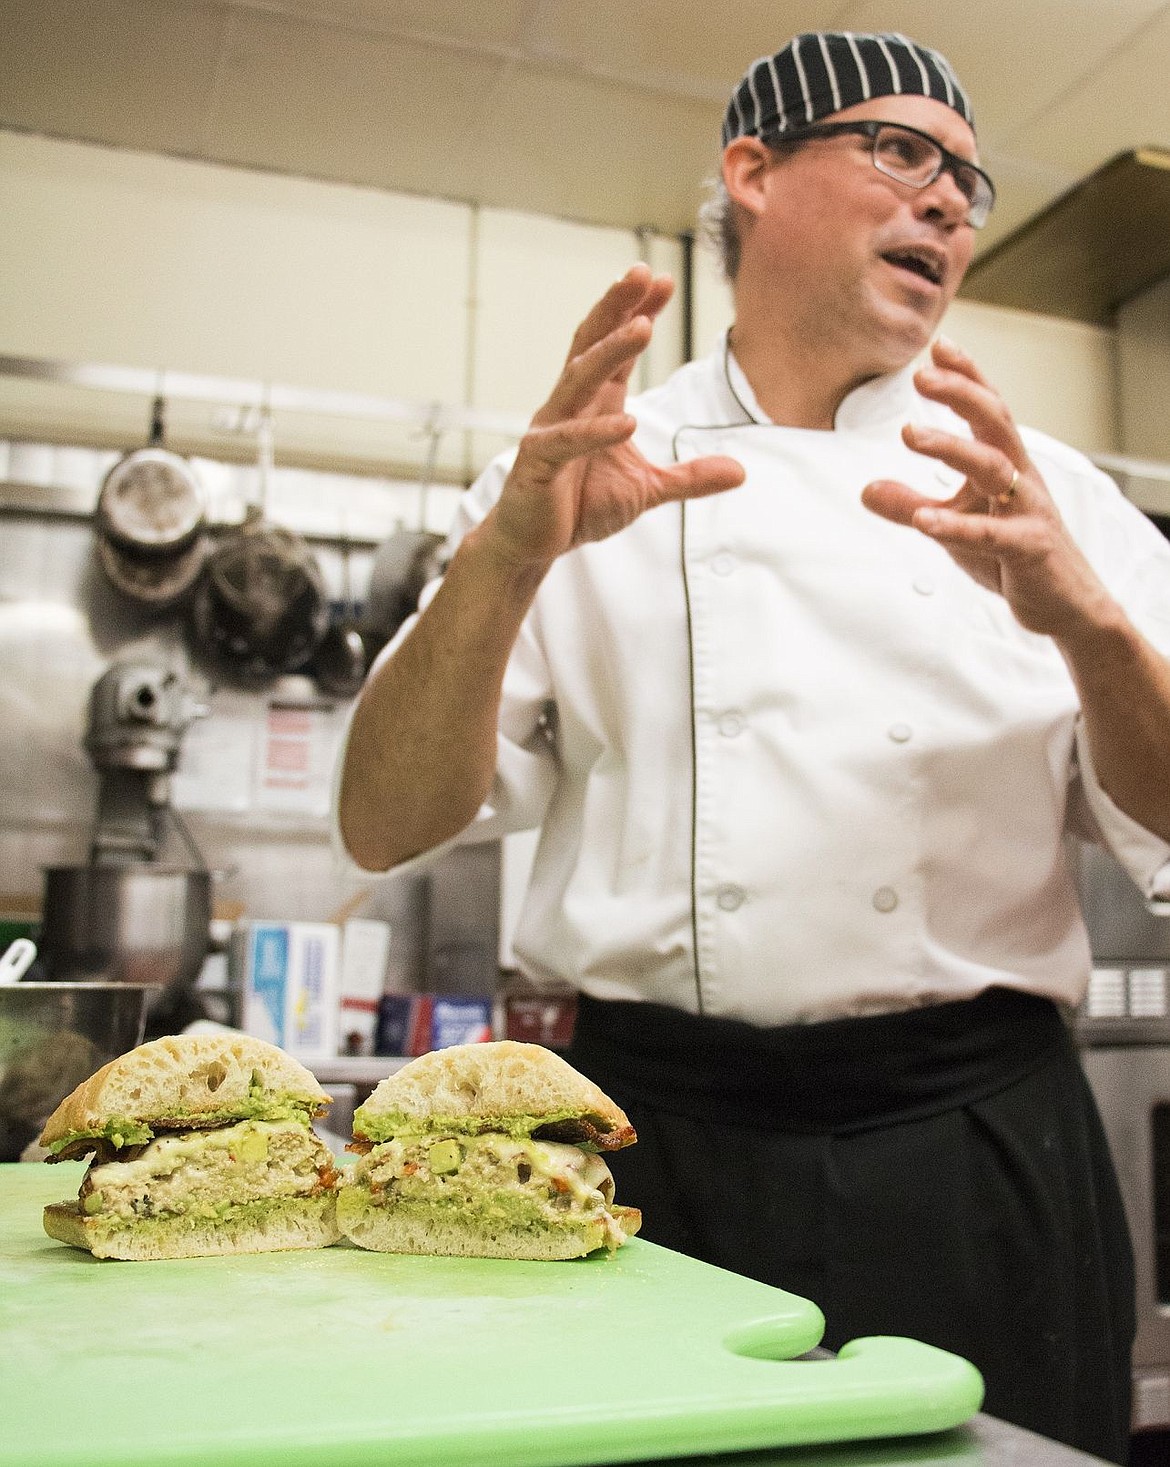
[764,119,996,229]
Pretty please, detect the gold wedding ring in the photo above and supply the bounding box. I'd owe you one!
[995,467,1019,506]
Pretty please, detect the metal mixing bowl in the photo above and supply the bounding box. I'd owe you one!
[0,983,156,1162]
[39,865,211,1000]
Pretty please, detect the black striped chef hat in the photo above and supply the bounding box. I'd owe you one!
[722,32,973,148]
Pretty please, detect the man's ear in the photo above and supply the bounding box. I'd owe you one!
[722,137,775,218]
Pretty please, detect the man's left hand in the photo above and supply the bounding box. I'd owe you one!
[861,336,1118,639]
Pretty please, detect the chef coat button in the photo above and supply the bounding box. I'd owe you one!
[718,712,744,738]
[912,577,935,596]
[717,885,745,912]
[711,553,736,577]
[872,887,899,913]
[887,722,912,743]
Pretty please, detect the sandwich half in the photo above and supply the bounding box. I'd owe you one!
[39,1033,341,1260]
[338,1040,641,1260]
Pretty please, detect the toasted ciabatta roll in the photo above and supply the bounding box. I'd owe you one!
[40,1032,330,1160]
[39,1034,341,1261]
[349,1039,636,1151]
[339,1041,641,1260]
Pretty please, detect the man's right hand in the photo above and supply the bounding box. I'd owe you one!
[339,265,744,872]
[479,264,745,572]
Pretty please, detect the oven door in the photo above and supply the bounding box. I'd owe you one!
[1080,1044,1170,1428]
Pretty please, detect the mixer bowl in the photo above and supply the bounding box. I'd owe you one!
[39,864,211,997]
[0,983,155,1162]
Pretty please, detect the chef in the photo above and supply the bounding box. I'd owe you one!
[335,31,1170,1463]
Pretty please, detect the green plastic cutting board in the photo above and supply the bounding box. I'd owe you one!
[0,1163,983,1467]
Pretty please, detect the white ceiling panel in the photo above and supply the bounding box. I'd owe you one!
[256,0,542,52]
[840,0,1168,147]
[201,9,504,191]
[0,0,228,153]
[5,0,1170,265]
[1009,5,1170,179]
[522,0,824,94]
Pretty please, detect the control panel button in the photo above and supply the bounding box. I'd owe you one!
[1086,968,1127,1019]
[1129,968,1168,1019]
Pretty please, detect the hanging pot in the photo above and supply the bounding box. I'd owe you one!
[312,534,369,699]
[96,533,207,608]
[362,528,446,652]
[94,397,207,607]
[361,422,448,654]
[190,407,328,684]
[96,397,205,556]
[192,519,329,685]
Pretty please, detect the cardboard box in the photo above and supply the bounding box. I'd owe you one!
[339,919,392,1056]
[375,993,494,1057]
[502,983,578,1049]
[432,996,493,1049]
[239,921,341,1062]
[374,994,433,1057]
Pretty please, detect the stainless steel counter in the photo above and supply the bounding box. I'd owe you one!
[619,1412,1112,1466]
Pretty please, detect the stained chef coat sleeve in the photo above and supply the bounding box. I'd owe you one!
[329,449,558,879]
[1045,439,1170,898]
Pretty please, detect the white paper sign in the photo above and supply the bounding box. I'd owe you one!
[254,704,338,815]
[172,713,256,813]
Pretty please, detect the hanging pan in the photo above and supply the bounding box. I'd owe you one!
[362,421,448,655]
[312,527,370,699]
[94,396,207,607]
[191,408,328,684]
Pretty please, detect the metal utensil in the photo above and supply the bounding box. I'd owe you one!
[94,396,208,608]
[95,397,205,557]
[314,531,369,698]
[191,411,328,683]
[39,864,211,1000]
[0,982,156,1161]
[0,939,36,985]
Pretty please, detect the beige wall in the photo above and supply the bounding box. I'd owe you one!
[0,131,669,480]
[943,298,1119,457]
[1115,274,1170,463]
[1,128,1119,483]
[691,241,1119,457]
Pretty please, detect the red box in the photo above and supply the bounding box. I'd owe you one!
[504,993,577,1049]
[375,994,434,1057]
[375,994,494,1056]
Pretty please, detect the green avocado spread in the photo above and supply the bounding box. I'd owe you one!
[353,1108,586,1146]
[47,1085,316,1156]
[82,1192,330,1241]
[47,1117,153,1155]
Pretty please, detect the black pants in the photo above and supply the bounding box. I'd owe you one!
[566,988,1135,1465]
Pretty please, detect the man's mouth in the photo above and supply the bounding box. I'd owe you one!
[881,247,945,286]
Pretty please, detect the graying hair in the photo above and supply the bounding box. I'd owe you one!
[698,173,740,282]
[698,139,805,283]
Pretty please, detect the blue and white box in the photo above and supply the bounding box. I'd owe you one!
[240,921,341,1061]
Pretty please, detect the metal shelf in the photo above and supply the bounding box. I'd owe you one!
[308,1055,410,1085]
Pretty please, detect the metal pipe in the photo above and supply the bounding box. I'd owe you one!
[0,353,528,439]
[679,230,695,363]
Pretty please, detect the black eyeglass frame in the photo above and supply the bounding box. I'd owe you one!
[760,119,996,228]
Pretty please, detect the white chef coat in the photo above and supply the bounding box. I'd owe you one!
[334,338,1170,1026]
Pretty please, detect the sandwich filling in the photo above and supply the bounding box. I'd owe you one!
[46,1081,322,1159]
[348,1132,633,1250]
[353,1107,607,1147]
[73,1119,339,1238]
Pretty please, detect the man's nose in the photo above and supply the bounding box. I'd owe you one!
[916,167,972,226]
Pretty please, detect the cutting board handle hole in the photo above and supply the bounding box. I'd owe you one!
[722,1317,824,1364]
